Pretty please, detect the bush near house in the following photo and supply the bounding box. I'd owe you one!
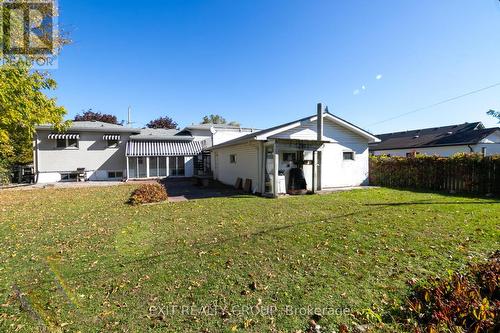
[369,154,500,196]
[128,183,168,205]
[403,251,499,333]
[0,159,11,185]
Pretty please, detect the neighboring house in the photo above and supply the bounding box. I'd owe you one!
[34,121,257,183]
[209,104,380,197]
[370,122,500,157]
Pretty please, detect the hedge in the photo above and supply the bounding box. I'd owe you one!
[369,153,500,196]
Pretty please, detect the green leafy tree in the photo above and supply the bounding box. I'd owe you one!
[487,109,500,123]
[201,114,240,126]
[0,0,70,173]
[0,62,69,165]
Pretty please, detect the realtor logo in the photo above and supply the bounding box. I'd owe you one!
[1,0,57,66]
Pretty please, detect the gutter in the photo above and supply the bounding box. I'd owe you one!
[34,133,39,184]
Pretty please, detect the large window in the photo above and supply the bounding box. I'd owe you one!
[56,138,78,149]
[138,157,147,178]
[158,157,167,177]
[149,157,159,177]
[169,157,185,176]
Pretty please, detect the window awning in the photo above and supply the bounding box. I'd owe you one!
[103,134,121,141]
[48,133,80,140]
[126,140,205,157]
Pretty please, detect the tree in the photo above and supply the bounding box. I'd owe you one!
[201,114,240,126]
[74,110,119,124]
[147,116,178,129]
[0,61,68,164]
[487,109,500,123]
[0,0,70,172]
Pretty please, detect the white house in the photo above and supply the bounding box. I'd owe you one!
[209,104,380,197]
[370,122,500,157]
[34,121,257,183]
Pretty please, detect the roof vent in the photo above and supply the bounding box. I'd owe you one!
[413,135,420,139]
[447,131,453,135]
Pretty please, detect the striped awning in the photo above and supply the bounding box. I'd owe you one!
[126,140,205,157]
[103,134,121,141]
[48,133,80,140]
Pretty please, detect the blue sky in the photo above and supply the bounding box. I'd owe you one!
[52,0,500,133]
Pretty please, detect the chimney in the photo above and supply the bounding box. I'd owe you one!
[317,102,324,141]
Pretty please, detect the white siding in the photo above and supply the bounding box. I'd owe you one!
[270,117,369,143]
[270,121,318,140]
[213,130,255,146]
[321,142,370,188]
[212,142,260,192]
[36,130,131,182]
[372,144,500,157]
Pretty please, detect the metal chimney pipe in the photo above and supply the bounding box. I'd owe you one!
[317,103,324,141]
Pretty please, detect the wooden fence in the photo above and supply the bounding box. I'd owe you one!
[369,154,500,196]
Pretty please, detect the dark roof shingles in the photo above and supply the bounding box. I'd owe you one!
[370,122,499,150]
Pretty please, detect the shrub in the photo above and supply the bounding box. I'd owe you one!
[0,159,11,185]
[404,252,499,333]
[129,183,168,205]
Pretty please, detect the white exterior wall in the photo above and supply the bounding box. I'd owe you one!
[212,129,256,146]
[320,142,369,187]
[372,143,500,157]
[271,118,371,188]
[212,142,260,192]
[36,130,131,183]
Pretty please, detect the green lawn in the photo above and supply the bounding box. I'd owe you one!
[0,186,498,332]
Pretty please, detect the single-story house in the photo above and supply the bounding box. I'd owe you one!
[34,121,257,183]
[209,104,380,197]
[369,122,500,157]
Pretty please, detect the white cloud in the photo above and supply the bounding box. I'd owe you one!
[376,74,383,80]
[362,85,366,90]
[353,89,360,95]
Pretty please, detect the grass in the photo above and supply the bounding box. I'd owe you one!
[0,185,498,332]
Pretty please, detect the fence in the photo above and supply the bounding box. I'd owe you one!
[369,154,500,196]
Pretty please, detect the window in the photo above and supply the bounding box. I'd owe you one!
[107,139,119,148]
[343,151,354,160]
[108,171,123,179]
[282,152,296,162]
[149,157,159,177]
[60,173,77,181]
[56,138,79,149]
[230,154,236,164]
[56,139,66,148]
[169,157,185,176]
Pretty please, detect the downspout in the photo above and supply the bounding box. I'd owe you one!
[467,145,474,153]
[315,103,324,192]
[34,132,39,184]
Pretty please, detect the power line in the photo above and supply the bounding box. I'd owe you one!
[368,82,500,127]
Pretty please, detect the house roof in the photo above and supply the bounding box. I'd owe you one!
[369,122,500,151]
[130,128,193,141]
[209,111,380,149]
[183,123,242,131]
[37,121,141,133]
